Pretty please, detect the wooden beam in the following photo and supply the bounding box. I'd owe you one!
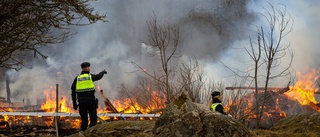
[100,90,125,120]
[225,87,287,90]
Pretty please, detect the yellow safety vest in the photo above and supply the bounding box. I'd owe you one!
[210,103,222,111]
[75,74,95,92]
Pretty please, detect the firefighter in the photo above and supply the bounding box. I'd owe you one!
[71,62,107,131]
[209,91,227,115]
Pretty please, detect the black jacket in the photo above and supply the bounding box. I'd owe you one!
[71,71,105,104]
[211,98,227,115]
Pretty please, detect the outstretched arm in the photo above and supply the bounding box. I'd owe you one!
[92,70,107,81]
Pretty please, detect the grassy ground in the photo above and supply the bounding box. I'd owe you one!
[67,114,320,137]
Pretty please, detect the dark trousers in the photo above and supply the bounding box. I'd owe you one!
[79,102,97,131]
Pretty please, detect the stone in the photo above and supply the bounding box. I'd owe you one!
[152,92,250,137]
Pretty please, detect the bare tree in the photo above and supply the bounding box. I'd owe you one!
[0,0,107,70]
[132,13,180,104]
[175,57,204,103]
[250,3,294,128]
[174,57,225,104]
[224,77,252,121]
[221,3,294,128]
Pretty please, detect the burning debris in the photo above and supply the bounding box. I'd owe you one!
[0,94,81,130]
[226,69,320,129]
[246,89,317,129]
[228,88,320,129]
[0,115,9,128]
[0,85,164,136]
[100,90,125,120]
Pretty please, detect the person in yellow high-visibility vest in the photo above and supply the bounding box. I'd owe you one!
[209,91,227,115]
[71,62,107,131]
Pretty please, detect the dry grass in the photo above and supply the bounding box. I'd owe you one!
[250,129,318,137]
[67,120,156,137]
[67,113,320,137]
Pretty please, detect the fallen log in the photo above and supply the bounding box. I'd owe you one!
[226,87,320,94]
[226,87,290,94]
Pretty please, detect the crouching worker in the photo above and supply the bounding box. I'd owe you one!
[209,91,227,115]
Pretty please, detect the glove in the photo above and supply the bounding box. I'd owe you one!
[73,103,78,110]
[101,69,107,74]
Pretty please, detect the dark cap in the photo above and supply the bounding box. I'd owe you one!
[211,91,220,97]
[81,62,90,68]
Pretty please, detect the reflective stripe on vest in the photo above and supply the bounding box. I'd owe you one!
[211,103,222,111]
[75,74,95,92]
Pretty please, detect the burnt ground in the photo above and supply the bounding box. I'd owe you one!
[0,126,79,137]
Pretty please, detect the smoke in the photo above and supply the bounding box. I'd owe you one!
[255,0,320,70]
[283,0,320,70]
[1,0,320,105]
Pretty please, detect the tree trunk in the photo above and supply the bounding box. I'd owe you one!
[6,74,11,103]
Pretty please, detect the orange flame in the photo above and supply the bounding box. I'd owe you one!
[96,83,165,120]
[111,91,166,114]
[3,83,165,128]
[285,68,319,108]
[40,86,74,113]
[39,86,80,127]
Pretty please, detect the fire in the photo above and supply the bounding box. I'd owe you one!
[40,86,75,113]
[95,90,165,121]
[112,91,165,114]
[96,83,165,121]
[1,83,165,129]
[2,68,318,129]
[284,68,319,109]
[59,97,72,113]
[225,68,320,128]
[0,115,9,128]
[41,87,58,112]
[38,86,80,127]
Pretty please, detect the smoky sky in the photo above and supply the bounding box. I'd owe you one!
[1,0,320,105]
